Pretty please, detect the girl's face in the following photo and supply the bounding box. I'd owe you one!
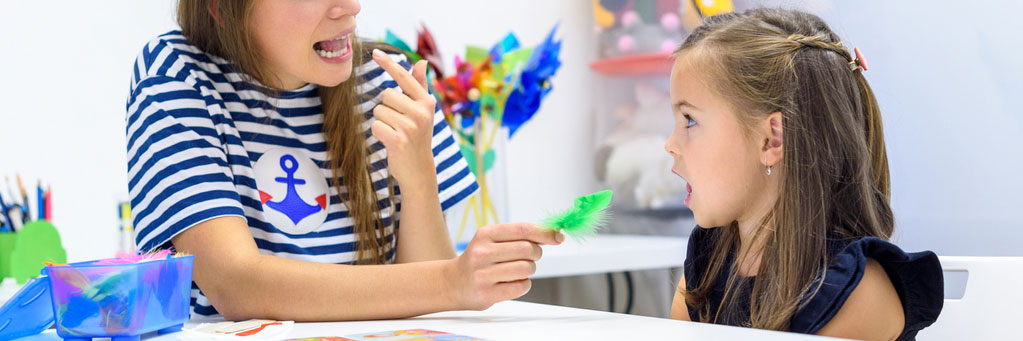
[665,55,771,229]
[250,0,361,90]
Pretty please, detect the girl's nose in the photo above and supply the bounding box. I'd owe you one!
[665,134,681,156]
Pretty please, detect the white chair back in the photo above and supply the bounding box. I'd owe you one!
[916,256,1023,340]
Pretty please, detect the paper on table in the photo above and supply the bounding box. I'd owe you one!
[180,319,294,340]
[287,329,490,341]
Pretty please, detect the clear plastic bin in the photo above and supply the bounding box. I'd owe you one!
[45,255,194,340]
[0,255,194,341]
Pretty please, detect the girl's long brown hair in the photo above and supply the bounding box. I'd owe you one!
[675,8,893,330]
[178,0,395,264]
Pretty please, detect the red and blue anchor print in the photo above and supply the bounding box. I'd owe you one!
[253,149,329,234]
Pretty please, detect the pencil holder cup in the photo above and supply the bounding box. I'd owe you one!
[10,220,66,284]
[0,232,15,279]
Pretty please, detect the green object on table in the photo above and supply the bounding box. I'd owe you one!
[0,232,15,279]
[10,220,66,284]
[543,190,614,239]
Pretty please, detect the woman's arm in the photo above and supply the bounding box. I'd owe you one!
[172,216,562,321]
[670,274,693,321]
[389,167,452,263]
[369,50,455,263]
[816,258,904,340]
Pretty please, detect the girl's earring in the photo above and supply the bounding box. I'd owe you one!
[766,165,772,176]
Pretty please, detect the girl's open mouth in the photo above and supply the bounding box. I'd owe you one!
[685,183,692,206]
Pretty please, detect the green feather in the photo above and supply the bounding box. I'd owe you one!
[543,190,613,239]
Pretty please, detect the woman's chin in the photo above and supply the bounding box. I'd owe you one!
[313,64,354,87]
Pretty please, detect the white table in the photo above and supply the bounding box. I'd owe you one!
[18,300,838,341]
[533,234,687,279]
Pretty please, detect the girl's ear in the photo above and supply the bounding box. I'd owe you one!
[760,111,784,167]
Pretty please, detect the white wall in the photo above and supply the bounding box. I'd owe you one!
[1,0,1020,262]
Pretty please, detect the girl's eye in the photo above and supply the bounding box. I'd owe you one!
[683,114,696,128]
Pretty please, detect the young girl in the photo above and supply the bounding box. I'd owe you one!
[126,0,562,321]
[665,8,943,340]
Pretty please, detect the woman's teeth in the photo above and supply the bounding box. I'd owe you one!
[315,35,349,58]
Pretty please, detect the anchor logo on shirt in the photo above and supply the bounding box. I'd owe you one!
[257,154,327,225]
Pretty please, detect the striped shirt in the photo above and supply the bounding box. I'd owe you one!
[125,31,478,316]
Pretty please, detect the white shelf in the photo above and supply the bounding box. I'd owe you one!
[533,234,687,279]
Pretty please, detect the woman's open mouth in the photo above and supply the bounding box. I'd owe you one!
[314,33,353,63]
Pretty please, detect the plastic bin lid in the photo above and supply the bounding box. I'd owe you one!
[0,276,55,340]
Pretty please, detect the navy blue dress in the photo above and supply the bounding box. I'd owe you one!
[683,226,943,340]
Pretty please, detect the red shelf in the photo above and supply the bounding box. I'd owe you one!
[588,52,674,76]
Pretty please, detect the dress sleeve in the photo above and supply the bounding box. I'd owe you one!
[790,237,944,340]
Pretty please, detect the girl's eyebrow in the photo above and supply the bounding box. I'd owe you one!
[675,100,699,110]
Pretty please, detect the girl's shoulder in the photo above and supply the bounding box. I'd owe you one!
[682,227,944,339]
[792,237,944,339]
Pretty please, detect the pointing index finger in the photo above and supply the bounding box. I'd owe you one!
[372,49,430,101]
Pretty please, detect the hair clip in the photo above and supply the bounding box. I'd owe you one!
[849,47,869,72]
